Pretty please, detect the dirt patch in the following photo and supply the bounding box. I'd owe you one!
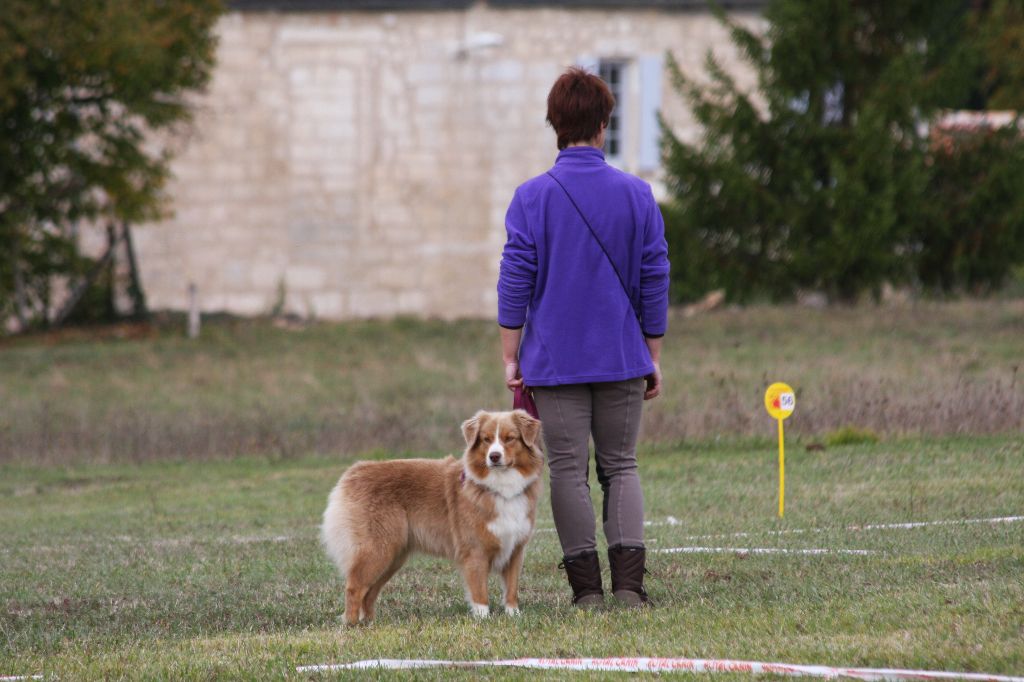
[0,321,158,348]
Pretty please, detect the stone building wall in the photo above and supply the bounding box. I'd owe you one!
[132,3,762,319]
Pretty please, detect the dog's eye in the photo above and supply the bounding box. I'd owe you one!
[481,434,493,443]
[504,434,516,443]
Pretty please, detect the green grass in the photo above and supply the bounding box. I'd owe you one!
[1,299,1022,462]
[2,300,1022,678]
[822,426,880,447]
[2,437,1022,679]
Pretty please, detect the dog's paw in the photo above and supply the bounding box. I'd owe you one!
[504,605,520,616]
[470,603,490,618]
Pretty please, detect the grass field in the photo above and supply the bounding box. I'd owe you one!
[2,300,1022,679]
[2,436,1022,679]
[1,299,1022,463]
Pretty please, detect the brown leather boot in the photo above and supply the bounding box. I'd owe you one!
[558,550,604,608]
[607,545,653,608]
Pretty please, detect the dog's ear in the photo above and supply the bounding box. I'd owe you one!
[512,409,541,447]
[461,410,487,446]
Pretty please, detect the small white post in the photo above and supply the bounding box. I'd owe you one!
[187,282,200,339]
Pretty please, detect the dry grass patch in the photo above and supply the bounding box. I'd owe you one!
[0,300,1021,464]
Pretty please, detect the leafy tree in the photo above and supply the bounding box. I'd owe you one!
[0,0,221,329]
[915,124,1024,294]
[908,0,1024,295]
[661,0,975,303]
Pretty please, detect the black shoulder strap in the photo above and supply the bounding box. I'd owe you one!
[545,171,641,323]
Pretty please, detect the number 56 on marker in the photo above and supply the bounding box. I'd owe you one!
[764,382,795,518]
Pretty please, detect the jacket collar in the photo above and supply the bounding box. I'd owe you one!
[555,145,606,165]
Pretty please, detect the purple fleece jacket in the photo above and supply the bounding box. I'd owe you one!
[497,146,670,387]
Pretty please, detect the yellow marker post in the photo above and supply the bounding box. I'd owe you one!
[764,382,795,518]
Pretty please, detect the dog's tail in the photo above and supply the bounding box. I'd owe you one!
[320,480,354,575]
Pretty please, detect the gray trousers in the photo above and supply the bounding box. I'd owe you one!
[532,378,646,557]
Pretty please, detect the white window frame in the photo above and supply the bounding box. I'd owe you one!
[578,54,663,175]
[598,58,629,165]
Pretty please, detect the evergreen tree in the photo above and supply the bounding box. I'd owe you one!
[661,0,970,303]
[963,0,1024,110]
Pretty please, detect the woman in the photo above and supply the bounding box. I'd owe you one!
[497,67,670,608]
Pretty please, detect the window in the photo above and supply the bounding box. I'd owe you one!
[790,82,845,125]
[578,54,663,174]
[598,60,627,161]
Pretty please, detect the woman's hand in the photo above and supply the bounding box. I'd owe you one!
[644,361,662,400]
[500,327,524,392]
[643,337,663,400]
[505,361,524,392]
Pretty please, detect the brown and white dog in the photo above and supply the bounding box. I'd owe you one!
[321,409,543,624]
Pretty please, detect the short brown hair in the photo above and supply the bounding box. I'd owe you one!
[546,67,615,150]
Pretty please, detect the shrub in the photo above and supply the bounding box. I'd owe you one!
[824,426,880,447]
[916,123,1024,294]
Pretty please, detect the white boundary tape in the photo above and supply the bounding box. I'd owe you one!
[295,657,1024,681]
[536,515,1024,537]
[0,675,42,681]
[674,515,1024,541]
[653,546,876,556]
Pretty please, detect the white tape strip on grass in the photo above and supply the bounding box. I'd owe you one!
[651,515,1024,542]
[653,546,876,556]
[295,657,1024,681]
[536,515,1024,538]
[849,516,1024,531]
[0,675,42,681]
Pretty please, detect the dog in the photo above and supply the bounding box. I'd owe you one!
[321,409,543,624]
